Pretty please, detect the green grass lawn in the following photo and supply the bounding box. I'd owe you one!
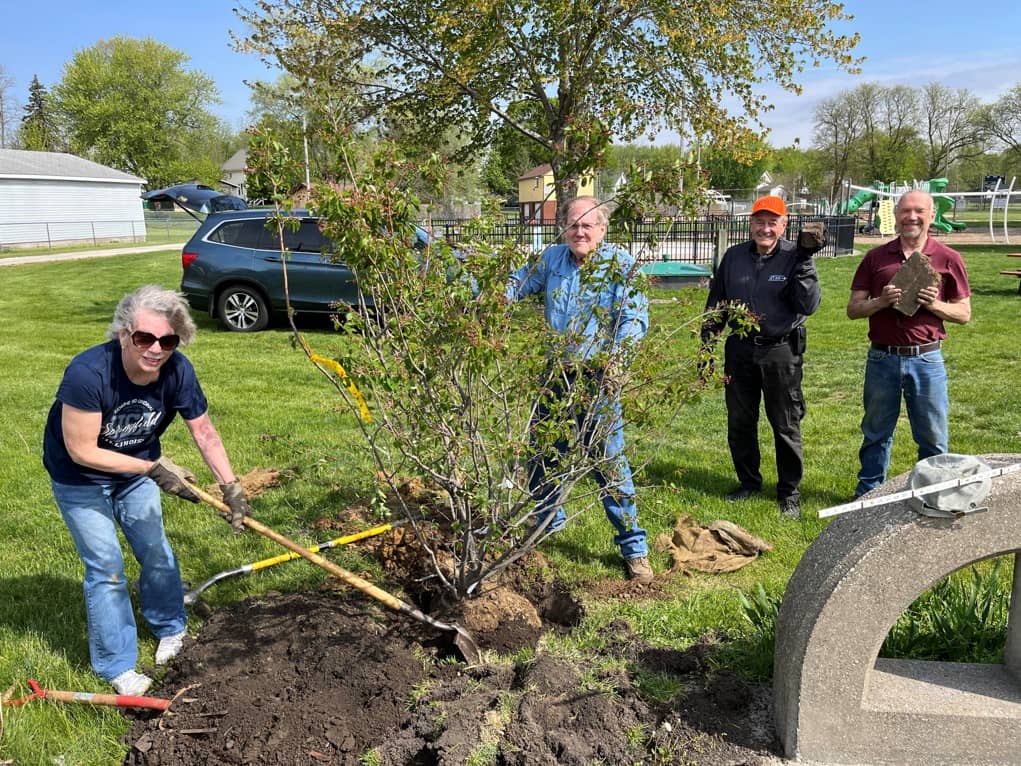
[1,245,1019,763]
[0,219,198,259]
[951,208,1021,229]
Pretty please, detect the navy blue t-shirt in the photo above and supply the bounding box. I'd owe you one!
[43,340,208,485]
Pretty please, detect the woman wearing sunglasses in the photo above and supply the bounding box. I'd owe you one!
[42,284,250,696]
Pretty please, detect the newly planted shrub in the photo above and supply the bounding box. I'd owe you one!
[248,128,753,602]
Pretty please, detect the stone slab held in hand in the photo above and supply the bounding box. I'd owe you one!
[890,250,940,316]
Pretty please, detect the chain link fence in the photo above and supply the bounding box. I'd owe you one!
[0,213,201,252]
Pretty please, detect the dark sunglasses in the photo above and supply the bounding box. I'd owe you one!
[130,330,181,351]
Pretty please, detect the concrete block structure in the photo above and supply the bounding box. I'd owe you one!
[774,454,1021,765]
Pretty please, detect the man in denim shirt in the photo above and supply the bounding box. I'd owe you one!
[847,190,971,498]
[506,196,652,583]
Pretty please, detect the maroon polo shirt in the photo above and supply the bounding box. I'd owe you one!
[851,237,970,346]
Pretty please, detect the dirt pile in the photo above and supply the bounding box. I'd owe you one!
[125,584,783,765]
[125,502,784,764]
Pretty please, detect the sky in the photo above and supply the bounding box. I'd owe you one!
[1,1,273,133]
[2,0,1020,147]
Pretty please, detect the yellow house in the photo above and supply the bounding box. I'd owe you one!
[518,164,595,224]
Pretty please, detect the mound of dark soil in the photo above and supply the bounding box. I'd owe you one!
[124,583,784,765]
[125,498,783,764]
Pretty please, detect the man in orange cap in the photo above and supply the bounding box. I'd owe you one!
[701,196,824,519]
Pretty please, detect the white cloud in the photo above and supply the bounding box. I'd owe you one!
[753,46,1021,147]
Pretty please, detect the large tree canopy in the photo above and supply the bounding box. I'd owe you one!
[921,83,986,179]
[236,0,860,210]
[52,36,223,187]
[812,81,990,194]
[981,82,1021,158]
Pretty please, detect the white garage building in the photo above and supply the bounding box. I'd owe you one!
[0,149,146,249]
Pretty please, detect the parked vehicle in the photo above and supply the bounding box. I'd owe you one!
[141,183,247,219]
[142,185,431,332]
[179,209,430,331]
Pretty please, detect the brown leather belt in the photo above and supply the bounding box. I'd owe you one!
[871,341,941,356]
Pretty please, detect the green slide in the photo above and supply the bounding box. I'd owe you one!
[927,178,967,233]
[842,189,876,214]
[931,195,967,233]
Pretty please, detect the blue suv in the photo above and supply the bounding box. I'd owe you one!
[183,210,353,332]
[147,186,429,331]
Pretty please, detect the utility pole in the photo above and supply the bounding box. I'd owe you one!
[302,113,311,190]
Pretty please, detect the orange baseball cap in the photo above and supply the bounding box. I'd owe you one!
[751,196,787,217]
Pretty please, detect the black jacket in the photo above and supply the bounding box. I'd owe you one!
[703,238,821,342]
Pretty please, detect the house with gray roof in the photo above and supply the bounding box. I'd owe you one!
[0,149,146,248]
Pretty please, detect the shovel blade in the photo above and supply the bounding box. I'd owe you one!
[451,627,482,665]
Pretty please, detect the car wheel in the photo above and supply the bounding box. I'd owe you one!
[217,286,270,332]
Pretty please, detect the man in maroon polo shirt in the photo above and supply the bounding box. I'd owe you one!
[846,189,971,498]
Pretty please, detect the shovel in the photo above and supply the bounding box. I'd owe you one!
[184,481,481,665]
[4,678,170,711]
[184,519,409,604]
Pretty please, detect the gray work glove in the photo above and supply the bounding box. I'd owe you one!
[601,356,627,398]
[147,457,200,503]
[219,481,251,533]
[796,222,827,258]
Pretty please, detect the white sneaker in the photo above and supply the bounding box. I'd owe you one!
[111,670,152,696]
[155,630,187,665]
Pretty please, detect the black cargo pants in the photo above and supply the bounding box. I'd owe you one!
[723,331,806,500]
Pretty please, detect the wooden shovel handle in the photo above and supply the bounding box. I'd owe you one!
[183,480,482,665]
[185,481,430,621]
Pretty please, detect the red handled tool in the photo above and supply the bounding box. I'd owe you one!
[3,679,170,711]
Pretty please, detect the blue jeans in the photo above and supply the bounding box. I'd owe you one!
[855,347,949,496]
[527,370,648,560]
[51,476,186,682]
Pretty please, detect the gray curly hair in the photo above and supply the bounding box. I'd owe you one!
[107,285,197,347]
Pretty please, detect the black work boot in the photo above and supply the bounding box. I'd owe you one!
[778,496,801,520]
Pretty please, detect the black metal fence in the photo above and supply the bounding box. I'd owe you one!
[425,214,857,266]
[2,211,858,261]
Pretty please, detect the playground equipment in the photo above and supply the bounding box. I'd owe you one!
[928,178,968,234]
[833,177,1019,243]
[835,183,887,234]
[840,188,877,215]
[984,176,1018,244]
[841,179,962,233]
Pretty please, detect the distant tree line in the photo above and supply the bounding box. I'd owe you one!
[3,27,1019,210]
[812,81,1021,198]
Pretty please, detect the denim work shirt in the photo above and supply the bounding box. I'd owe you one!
[507,243,649,363]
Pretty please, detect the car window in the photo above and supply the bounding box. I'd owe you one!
[207,195,249,213]
[280,220,331,254]
[207,220,269,249]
